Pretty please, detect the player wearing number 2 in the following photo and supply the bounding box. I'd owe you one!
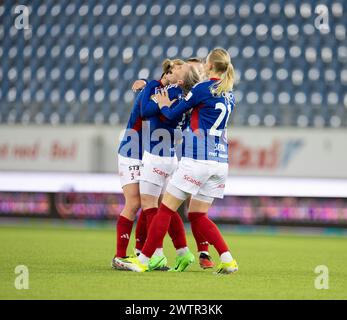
[118,48,238,274]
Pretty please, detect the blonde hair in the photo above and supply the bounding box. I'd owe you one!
[181,64,200,95]
[161,58,185,77]
[161,59,173,76]
[172,59,185,66]
[207,48,235,96]
[185,57,204,64]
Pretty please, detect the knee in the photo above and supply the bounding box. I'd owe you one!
[125,198,141,214]
[140,194,158,211]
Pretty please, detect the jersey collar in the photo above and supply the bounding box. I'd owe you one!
[209,77,221,81]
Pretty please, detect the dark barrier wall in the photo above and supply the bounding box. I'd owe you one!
[1,192,347,228]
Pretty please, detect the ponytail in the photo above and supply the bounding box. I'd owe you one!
[207,48,235,96]
[213,62,235,96]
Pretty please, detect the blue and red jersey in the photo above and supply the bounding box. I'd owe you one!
[159,78,235,163]
[118,90,144,160]
[141,80,187,157]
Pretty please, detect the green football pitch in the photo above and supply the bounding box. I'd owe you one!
[0,223,346,300]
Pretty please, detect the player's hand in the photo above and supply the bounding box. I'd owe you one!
[131,79,146,91]
[155,89,176,109]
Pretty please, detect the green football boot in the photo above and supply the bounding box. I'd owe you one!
[148,255,170,271]
[169,251,195,272]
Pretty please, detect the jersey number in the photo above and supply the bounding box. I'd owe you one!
[210,102,231,137]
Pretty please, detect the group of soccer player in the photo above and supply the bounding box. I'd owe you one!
[112,48,238,274]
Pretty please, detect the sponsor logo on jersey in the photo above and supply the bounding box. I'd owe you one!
[153,167,170,178]
[184,174,202,186]
[166,84,179,90]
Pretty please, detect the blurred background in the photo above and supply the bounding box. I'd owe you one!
[1,0,347,231]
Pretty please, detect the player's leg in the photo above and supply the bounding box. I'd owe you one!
[188,197,215,269]
[114,183,141,258]
[161,178,189,259]
[188,206,238,274]
[134,209,147,255]
[167,208,189,256]
[137,151,176,270]
[190,164,238,274]
[138,151,165,245]
[112,156,142,269]
[138,151,168,234]
[140,192,159,230]
[139,183,169,270]
[133,163,147,255]
[139,180,189,270]
[138,152,188,270]
[140,190,189,270]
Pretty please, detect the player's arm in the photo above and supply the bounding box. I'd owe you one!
[156,87,199,121]
[133,90,144,110]
[131,79,147,91]
[140,80,161,118]
[141,83,181,118]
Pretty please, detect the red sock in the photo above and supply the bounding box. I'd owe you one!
[142,203,174,258]
[144,207,158,231]
[168,211,187,249]
[188,212,229,255]
[187,211,209,252]
[116,215,134,258]
[189,215,209,253]
[196,231,209,253]
[135,210,147,252]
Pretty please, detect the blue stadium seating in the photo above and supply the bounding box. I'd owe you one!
[0,0,346,127]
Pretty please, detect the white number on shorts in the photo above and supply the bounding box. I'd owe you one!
[210,102,231,137]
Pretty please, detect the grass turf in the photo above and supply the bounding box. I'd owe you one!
[0,224,346,300]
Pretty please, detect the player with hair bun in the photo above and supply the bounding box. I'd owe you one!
[114,59,200,270]
[112,59,183,267]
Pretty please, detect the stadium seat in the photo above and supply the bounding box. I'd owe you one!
[0,0,346,126]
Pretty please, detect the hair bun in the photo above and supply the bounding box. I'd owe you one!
[162,59,173,74]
